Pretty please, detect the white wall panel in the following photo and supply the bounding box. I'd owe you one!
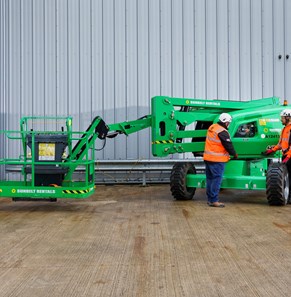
[126,0,138,159]
[9,0,21,127]
[160,0,172,96]
[239,0,251,101]
[21,0,33,117]
[206,0,217,99]
[0,0,4,126]
[273,0,285,101]
[32,0,45,116]
[262,0,274,98]
[194,0,206,98]
[68,0,80,127]
[172,0,183,97]
[1,0,291,161]
[91,1,103,115]
[80,0,92,130]
[285,0,291,101]
[250,0,263,99]
[113,0,127,160]
[217,0,228,99]
[44,0,57,119]
[7,0,21,179]
[0,0,7,171]
[182,0,195,98]
[57,0,69,117]
[148,0,161,97]
[137,0,150,159]
[228,0,240,99]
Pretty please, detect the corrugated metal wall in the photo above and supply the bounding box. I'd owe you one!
[1,0,291,161]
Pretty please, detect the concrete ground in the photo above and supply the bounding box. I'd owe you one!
[0,184,291,297]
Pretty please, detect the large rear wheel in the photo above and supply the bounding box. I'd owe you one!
[170,162,196,200]
[266,162,289,206]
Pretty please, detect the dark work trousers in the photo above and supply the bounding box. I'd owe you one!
[204,161,226,203]
[283,156,291,198]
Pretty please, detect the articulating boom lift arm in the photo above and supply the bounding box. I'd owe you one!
[0,96,289,205]
[106,96,284,158]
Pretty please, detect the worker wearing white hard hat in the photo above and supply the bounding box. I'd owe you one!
[203,113,238,208]
[264,108,291,180]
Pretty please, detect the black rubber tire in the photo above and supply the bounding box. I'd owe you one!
[170,162,196,200]
[266,162,289,206]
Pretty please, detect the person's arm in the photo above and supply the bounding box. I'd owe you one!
[218,130,237,156]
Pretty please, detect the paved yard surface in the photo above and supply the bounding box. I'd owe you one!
[0,185,291,297]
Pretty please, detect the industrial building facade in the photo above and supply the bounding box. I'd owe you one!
[1,0,291,161]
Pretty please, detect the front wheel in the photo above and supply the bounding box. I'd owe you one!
[170,162,196,200]
[266,162,289,206]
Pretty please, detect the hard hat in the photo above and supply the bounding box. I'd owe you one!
[219,113,232,123]
[280,109,291,117]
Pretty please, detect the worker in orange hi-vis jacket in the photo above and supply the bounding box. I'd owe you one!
[264,108,291,184]
[203,113,238,208]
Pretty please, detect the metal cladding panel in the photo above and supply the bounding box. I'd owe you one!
[273,0,285,101]
[1,0,291,161]
[8,0,21,171]
[250,0,263,99]
[228,0,240,99]
[149,0,161,98]
[0,0,6,172]
[57,0,69,117]
[8,0,21,128]
[239,0,251,101]
[68,0,80,126]
[91,0,103,119]
[21,0,33,117]
[205,0,218,99]
[194,0,206,98]
[172,0,183,97]
[285,0,291,101]
[160,0,172,96]
[262,0,274,98]
[32,0,45,116]
[137,0,150,159]
[44,0,57,120]
[217,0,228,99]
[183,0,195,98]
[112,0,127,160]
[125,0,138,159]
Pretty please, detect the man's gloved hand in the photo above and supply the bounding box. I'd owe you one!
[262,149,274,156]
[283,156,290,164]
[233,154,238,159]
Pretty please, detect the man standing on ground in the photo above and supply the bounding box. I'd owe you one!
[264,109,291,175]
[203,113,238,207]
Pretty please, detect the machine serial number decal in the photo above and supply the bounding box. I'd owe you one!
[265,135,280,138]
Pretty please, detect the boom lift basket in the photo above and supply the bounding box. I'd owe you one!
[0,116,108,200]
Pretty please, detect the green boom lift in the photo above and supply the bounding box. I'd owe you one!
[0,96,289,205]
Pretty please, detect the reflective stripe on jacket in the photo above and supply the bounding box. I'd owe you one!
[273,123,291,157]
[203,123,230,162]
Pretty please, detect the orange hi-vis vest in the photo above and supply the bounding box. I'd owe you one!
[203,123,230,162]
[272,123,291,157]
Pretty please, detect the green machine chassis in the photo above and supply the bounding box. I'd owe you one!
[0,96,288,204]
[108,96,288,205]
